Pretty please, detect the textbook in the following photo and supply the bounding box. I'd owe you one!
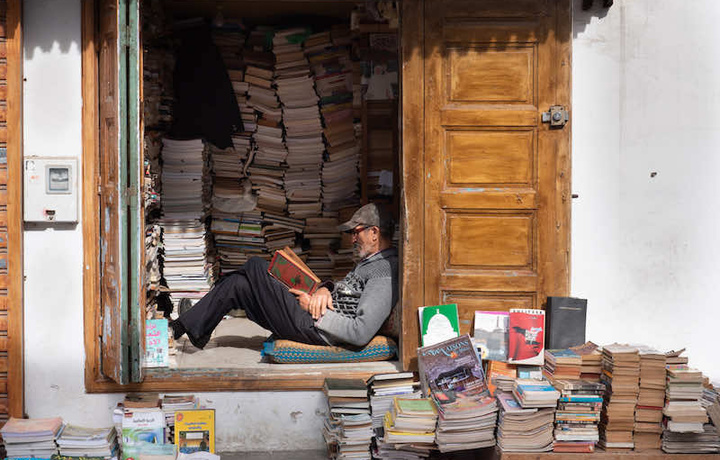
[175,409,215,454]
[267,246,320,294]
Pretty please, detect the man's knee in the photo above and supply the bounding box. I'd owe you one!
[245,256,269,272]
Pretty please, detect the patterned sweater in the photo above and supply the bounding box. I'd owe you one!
[315,247,398,346]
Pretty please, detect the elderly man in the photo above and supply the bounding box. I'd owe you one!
[171,203,398,349]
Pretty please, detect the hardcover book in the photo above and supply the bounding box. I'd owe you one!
[174,409,215,454]
[418,304,460,346]
[267,246,320,294]
[508,309,545,365]
[472,310,509,361]
[323,378,368,398]
[417,334,488,397]
[545,296,587,350]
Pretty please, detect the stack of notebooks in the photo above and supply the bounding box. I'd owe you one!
[598,343,640,451]
[382,398,437,450]
[160,138,213,300]
[161,394,199,443]
[496,391,555,452]
[367,372,420,430]
[633,345,667,450]
[543,349,582,381]
[1,417,64,459]
[569,341,603,381]
[433,392,498,453]
[552,379,605,453]
[56,425,118,459]
[322,378,373,460]
[662,365,711,452]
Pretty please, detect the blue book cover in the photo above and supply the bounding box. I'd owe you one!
[144,319,169,368]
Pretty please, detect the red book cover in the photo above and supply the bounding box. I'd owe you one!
[268,249,320,294]
[508,309,545,365]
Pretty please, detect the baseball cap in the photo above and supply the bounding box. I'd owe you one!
[338,203,394,233]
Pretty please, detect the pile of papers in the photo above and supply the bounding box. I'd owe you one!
[433,392,497,452]
[496,392,554,452]
[1,417,64,459]
[57,425,118,458]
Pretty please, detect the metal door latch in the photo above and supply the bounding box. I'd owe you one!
[542,106,569,128]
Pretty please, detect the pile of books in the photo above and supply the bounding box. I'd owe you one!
[382,398,437,449]
[496,391,555,452]
[512,379,561,409]
[367,372,420,430]
[552,379,605,453]
[304,216,342,279]
[569,341,603,381]
[433,391,498,452]
[662,365,713,452]
[322,378,373,459]
[211,210,265,273]
[633,345,667,450]
[0,417,64,459]
[543,349,582,381]
[598,343,640,450]
[161,394,199,443]
[56,425,118,459]
[486,360,517,396]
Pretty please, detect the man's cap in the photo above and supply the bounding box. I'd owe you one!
[338,203,394,233]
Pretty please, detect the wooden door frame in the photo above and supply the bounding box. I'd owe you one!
[399,0,572,369]
[7,0,25,417]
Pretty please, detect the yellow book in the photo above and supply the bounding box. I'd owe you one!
[174,409,215,454]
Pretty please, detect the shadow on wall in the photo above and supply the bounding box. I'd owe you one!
[22,0,81,59]
[574,0,612,38]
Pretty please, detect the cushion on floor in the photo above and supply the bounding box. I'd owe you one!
[262,335,397,364]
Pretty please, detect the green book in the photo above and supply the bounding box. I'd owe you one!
[394,397,437,416]
[418,304,460,346]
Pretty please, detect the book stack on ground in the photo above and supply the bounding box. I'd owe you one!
[367,372,420,430]
[303,217,342,279]
[633,345,667,450]
[496,391,555,452]
[56,425,118,459]
[569,341,603,382]
[433,391,498,453]
[262,212,305,255]
[211,211,265,273]
[512,379,561,409]
[598,343,640,451]
[552,379,605,453]
[160,138,213,300]
[1,417,64,459]
[322,378,373,460]
[161,394,199,443]
[543,349,582,381]
[382,398,437,452]
[486,361,517,396]
[662,365,712,452]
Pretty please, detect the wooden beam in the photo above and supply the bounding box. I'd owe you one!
[81,0,102,392]
[6,0,23,418]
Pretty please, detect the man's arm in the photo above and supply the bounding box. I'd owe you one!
[314,276,393,347]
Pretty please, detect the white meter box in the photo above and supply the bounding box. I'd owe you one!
[24,157,78,222]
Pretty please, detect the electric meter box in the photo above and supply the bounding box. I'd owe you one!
[24,157,79,223]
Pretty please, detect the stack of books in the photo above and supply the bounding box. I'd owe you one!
[570,341,603,381]
[262,212,304,255]
[512,379,561,408]
[552,379,605,453]
[1,417,64,459]
[496,392,555,452]
[664,379,720,455]
[322,378,373,460]
[303,217,342,279]
[161,394,199,443]
[633,345,667,450]
[367,372,420,430]
[662,365,711,452]
[598,343,640,451]
[211,24,245,71]
[486,361,517,396]
[212,211,265,273]
[543,349,582,381]
[383,398,438,447]
[433,392,498,453]
[56,425,118,459]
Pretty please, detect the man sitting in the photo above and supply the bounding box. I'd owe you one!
[171,203,398,349]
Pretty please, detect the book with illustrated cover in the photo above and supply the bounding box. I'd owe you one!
[417,334,488,397]
[121,408,165,450]
[174,409,215,454]
[508,309,545,366]
[267,246,320,294]
[144,319,169,368]
[473,310,509,361]
[418,304,459,346]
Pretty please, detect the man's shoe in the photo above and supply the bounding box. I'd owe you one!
[178,298,193,316]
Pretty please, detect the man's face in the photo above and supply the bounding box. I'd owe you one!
[351,225,375,260]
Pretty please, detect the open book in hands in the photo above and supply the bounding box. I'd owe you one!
[267,246,321,294]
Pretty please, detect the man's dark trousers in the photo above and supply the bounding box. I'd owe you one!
[176,257,327,348]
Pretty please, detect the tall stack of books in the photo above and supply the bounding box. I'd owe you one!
[569,341,603,381]
[662,365,712,452]
[322,378,373,460]
[543,349,582,381]
[633,345,667,450]
[160,138,213,302]
[211,211,265,271]
[552,379,605,453]
[262,212,304,254]
[496,391,555,452]
[433,391,498,453]
[304,216,342,279]
[56,425,118,459]
[367,372,420,430]
[1,417,64,459]
[598,343,640,451]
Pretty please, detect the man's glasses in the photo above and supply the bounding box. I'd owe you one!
[350,226,370,237]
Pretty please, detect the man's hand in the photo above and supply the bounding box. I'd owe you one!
[289,287,334,320]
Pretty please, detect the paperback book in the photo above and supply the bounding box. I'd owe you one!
[508,309,545,365]
[175,409,215,454]
[417,334,488,397]
[418,304,460,346]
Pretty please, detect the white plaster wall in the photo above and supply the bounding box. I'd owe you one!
[572,0,720,381]
[20,0,720,453]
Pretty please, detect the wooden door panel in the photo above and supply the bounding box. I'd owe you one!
[443,292,535,336]
[447,214,534,268]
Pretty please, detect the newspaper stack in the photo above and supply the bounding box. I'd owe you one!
[662,365,713,453]
[552,379,605,453]
[1,417,64,459]
[496,392,555,452]
[598,343,640,450]
[633,345,667,450]
[56,425,118,458]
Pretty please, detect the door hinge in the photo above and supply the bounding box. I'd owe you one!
[542,106,569,128]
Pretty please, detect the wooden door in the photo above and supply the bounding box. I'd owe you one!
[401,0,571,368]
